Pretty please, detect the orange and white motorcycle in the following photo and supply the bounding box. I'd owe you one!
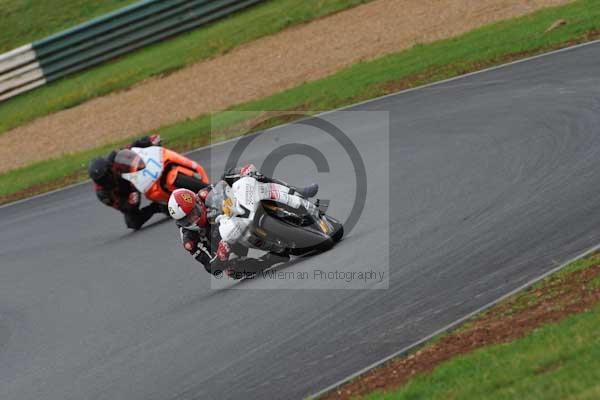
[114,146,209,204]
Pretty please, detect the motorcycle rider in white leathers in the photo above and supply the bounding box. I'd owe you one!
[168,164,319,277]
[212,166,320,270]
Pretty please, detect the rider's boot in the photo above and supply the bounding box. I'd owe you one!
[294,183,319,198]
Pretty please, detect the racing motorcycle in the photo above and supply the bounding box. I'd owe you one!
[256,198,344,255]
[114,146,209,204]
[208,176,344,262]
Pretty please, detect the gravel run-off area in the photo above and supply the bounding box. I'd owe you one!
[0,0,571,173]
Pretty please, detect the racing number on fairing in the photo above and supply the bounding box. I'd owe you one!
[142,158,162,180]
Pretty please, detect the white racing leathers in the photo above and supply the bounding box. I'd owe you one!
[217,176,318,254]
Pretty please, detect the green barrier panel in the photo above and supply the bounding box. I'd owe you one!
[37,0,213,66]
[46,0,262,82]
[0,0,263,101]
[33,0,192,57]
[42,0,262,80]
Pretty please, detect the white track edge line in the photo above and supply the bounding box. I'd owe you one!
[2,38,600,210]
[307,242,600,399]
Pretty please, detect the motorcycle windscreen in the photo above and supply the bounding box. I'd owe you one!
[205,181,230,223]
[114,149,145,173]
[115,149,153,193]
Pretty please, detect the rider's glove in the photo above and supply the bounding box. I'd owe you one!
[183,239,197,253]
[127,192,140,205]
[198,188,210,202]
[239,164,257,176]
[149,134,162,146]
[217,241,231,262]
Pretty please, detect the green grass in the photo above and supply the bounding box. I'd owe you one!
[0,0,138,53]
[0,0,372,135]
[1,0,600,200]
[363,305,600,400]
[488,252,600,319]
[343,251,600,400]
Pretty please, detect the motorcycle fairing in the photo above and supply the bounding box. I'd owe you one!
[121,146,164,194]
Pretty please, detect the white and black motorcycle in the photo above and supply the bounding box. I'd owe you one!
[207,171,344,266]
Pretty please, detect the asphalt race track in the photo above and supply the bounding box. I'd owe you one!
[3,42,600,400]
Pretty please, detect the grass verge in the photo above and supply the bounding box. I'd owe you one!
[1,0,599,204]
[319,251,600,400]
[0,0,138,53]
[0,0,372,135]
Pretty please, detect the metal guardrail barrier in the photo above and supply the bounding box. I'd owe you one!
[0,0,263,102]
